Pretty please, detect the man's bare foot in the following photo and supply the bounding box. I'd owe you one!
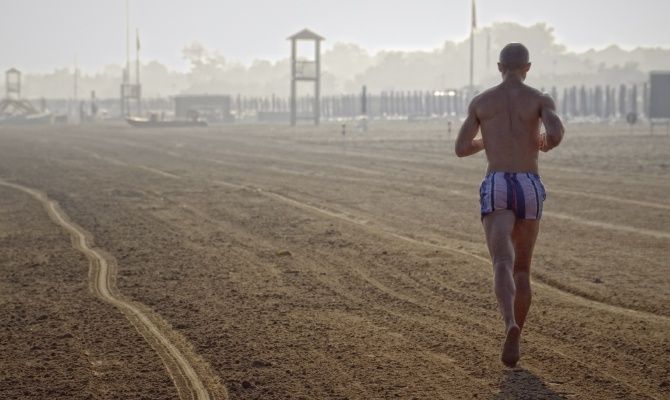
[501,324,521,368]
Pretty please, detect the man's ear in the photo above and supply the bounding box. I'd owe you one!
[523,63,532,72]
[498,63,505,73]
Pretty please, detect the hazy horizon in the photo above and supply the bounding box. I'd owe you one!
[2,0,670,74]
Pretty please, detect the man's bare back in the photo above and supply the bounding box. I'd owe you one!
[455,80,563,172]
[474,83,554,173]
[454,43,564,368]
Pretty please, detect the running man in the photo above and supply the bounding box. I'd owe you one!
[454,43,565,367]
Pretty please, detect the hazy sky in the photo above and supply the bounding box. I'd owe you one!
[2,0,669,73]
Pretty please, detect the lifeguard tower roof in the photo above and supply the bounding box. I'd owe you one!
[287,29,324,41]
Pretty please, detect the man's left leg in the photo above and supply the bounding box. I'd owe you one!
[511,219,540,332]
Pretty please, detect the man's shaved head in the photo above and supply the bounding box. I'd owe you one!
[499,43,530,69]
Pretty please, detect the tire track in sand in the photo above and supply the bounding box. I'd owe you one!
[0,179,224,400]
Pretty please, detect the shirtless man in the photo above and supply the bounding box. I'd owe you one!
[454,43,565,368]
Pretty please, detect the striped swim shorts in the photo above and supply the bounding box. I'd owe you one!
[479,172,547,220]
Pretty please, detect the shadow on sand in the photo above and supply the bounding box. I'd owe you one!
[493,368,568,400]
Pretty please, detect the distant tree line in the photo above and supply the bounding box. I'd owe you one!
[6,23,670,100]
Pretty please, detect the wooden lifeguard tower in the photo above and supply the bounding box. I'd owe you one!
[0,68,39,116]
[0,68,52,124]
[6,68,21,100]
[288,29,324,126]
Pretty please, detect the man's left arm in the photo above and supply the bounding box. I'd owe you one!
[539,94,565,152]
[455,101,484,157]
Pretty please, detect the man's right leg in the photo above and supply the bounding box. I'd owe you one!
[483,210,520,367]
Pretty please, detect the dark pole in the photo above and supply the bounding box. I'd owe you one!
[290,38,296,126]
[361,85,367,116]
[315,38,321,126]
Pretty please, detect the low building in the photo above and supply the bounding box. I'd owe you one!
[174,94,233,123]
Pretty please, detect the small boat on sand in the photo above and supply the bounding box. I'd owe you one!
[126,116,207,128]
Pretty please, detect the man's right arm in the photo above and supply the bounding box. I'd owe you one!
[539,94,565,152]
[455,101,484,157]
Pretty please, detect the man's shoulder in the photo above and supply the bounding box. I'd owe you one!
[471,86,501,105]
[477,86,501,99]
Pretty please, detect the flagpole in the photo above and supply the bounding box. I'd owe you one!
[469,27,474,98]
[126,0,130,85]
[136,28,141,116]
[136,29,140,87]
[74,55,78,123]
[469,0,475,99]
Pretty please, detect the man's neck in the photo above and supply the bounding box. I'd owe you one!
[502,73,524,84]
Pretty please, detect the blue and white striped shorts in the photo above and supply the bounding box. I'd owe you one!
[479,172,547,220]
